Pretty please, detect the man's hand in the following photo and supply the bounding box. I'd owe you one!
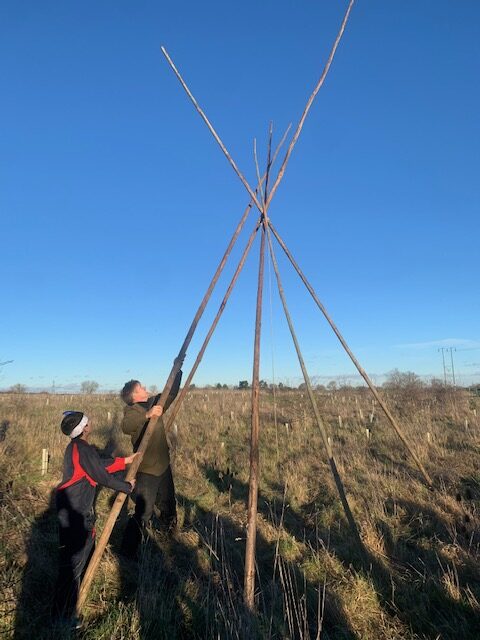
[146,405,163,420]
[128,479,136,491]
[124,452,141,465]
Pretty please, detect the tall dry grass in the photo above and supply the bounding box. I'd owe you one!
[1,387,479,639]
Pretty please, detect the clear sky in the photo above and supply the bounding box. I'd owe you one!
[1,1,479,391]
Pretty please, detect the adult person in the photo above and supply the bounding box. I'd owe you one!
[55,411,137,624]
[119,367,182,557]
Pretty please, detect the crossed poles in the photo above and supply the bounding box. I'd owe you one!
[78,0,432,616]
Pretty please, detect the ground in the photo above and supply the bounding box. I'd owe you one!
[1,386,480,639]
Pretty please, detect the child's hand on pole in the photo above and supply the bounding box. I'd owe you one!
[124,452,141,465]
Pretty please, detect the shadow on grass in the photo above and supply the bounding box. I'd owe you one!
[13,491,63,640]
[198,468,357,639]
[269,481,480,639]
[94,489,355,640]
[201,462,480,640]
[104,500,259,639]
[365,498,480,639]
[12,423,129,640]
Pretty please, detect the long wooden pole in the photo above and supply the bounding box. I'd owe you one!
[161,46,263,214]
[268,221,433,488]
[78,379,175,612]
[243,126,274,609]
[77,203,255,614]
[266,0,355,208]
[244,223,266,609]
[266,226,363,547]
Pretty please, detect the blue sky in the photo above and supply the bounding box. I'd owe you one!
[1,1,479,391]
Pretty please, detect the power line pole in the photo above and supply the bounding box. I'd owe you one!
[438,348,448,385]
[448,347,456,387]
[438,347,457,386]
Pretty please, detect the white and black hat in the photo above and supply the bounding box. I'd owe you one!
[61,411,89,439]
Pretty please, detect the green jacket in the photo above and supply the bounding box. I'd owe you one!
[121,371,182,477]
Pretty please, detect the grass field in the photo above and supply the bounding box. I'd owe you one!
[1,386,480,639]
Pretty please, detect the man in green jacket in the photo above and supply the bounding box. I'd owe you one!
[119,369,182,557]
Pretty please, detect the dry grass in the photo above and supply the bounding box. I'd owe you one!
[1,386,480,639]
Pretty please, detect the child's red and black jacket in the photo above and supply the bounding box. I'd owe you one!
[56,438,132,530]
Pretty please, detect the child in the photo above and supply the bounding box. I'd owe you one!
[54,411,137,623]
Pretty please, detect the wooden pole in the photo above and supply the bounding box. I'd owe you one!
[161,46,263,213]
[244,127,273,609]
[77,203,255,614]
[266,0,355,208]
[268,221,433,488]
[78,391,173,612]
[266,227,363,547]
[244,223,266,609]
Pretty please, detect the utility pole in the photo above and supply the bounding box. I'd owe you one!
[438,347,457,386]
[438,348,448,385]
[448,347,456,387]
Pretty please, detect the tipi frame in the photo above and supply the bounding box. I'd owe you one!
[78,0,433,615]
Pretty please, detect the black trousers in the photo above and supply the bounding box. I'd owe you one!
[53,522,95,617]
[121,466,176,557]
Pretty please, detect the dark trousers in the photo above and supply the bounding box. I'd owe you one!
[121,466,176,557]
[53,523,95,617]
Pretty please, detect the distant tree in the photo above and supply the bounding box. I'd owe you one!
[222,384,228,389]
[298,382,307,391]
[9,383,26,394]
[190,384,196,390]
[327,381,337,392]
[81,380,99,394]
[384,369,425,409]
[238,380,249,389]
[384,369,423,390]
[216,383,223,389]
[259,380,268,389]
